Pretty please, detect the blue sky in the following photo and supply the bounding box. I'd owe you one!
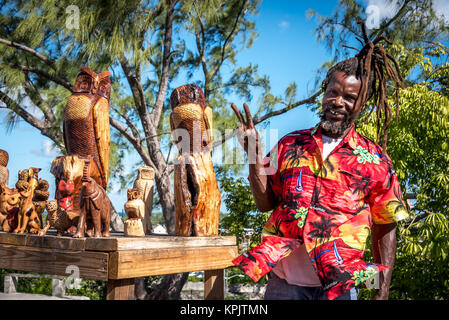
[0,0,411,213]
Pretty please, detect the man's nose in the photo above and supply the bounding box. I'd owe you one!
[334,96,345,107]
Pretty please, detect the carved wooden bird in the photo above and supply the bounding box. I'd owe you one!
[62,66,111,189]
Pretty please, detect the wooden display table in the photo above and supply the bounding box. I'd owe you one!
[0,231,238,300]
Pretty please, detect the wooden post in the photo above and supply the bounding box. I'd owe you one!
[106,278,135,300]
[204,269,224,300]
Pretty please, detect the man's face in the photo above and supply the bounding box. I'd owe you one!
[320,71,362,138]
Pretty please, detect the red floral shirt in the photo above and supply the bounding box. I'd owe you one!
[232,124,409,299]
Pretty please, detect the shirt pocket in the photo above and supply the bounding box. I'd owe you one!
[334,169,376,215]
[280,166,315,210]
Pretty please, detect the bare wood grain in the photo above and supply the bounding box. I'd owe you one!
[0,244,108,281]
[85,234,236,251]
[204,269,224,300]
[108,245,238,279]
[106,278,135,300]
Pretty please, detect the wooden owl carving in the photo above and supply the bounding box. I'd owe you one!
[63,66,111,189]
[124,188,146,237]
[169,84,221,236]
[133,166,154,235]
[169,84,214,154]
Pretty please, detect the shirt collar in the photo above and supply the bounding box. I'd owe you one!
[312,123,359,151]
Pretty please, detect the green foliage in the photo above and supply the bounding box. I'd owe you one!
[219,175,270,250]
[0,269,106,300]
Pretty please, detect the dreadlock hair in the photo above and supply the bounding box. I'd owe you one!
[321,21,405,155]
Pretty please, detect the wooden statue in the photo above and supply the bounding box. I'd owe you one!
[0,184,20,232]
[73,159,111,238]
[0,149,9,186]
[132,166,154,235]
[62,66,111,189]
[13,168,48,234]
[48,155,102,232]
[169,84,221,236]
[123,189,146,237]
[38,200,79,237]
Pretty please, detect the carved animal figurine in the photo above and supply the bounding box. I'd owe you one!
[73,159,111,238]
[169,84,221,236]
[14,168,42,234]
[124,189,146,237]
[62,66,111,189]
[132,166,154,235]
[0,184,20,232]
[0,149,9,186]
[38,200,78,236]
[50,155,102,222]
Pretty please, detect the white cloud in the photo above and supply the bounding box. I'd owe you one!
[31,139,62,158]
[434,0,449,21]
[366,0,449,23]
[278,20,290,30]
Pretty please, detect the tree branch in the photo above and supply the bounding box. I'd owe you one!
[23,74,56,124]
[253,90,322,124]
[369,0,411,40]
[208,1,248,88]
[8,64,73,91]
[109,117,158,173]
[0,90,64,148]
[152,0,178,128]
[0,37,57,71]
[212,90,322,149]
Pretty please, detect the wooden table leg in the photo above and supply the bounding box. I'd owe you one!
[106,278,135,300]
[204,269,224,300]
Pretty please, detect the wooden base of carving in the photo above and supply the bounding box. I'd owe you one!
[174,151,221,236]
[124,219,145,237]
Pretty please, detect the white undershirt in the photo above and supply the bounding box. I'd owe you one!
[272,134,342,287]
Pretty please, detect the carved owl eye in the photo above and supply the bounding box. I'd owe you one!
[80,81,89,90]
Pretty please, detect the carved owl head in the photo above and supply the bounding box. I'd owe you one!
[127,188,142,201]
[137,166,155,180]
[170,84,206,110]
[73,66,111,101]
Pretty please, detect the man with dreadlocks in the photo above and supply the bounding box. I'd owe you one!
[230,22,409,300]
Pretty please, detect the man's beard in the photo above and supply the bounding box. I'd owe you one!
[320,105,354,137]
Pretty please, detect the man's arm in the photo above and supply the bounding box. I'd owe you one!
[231,103,277,213]
[371,222,397,300]
[248,157,276,212]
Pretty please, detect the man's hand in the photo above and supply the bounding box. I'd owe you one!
[231,103,260,159]
[230,103,275,212]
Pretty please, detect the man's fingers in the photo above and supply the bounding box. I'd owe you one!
[243,103,254,128]
[231,103,246,126]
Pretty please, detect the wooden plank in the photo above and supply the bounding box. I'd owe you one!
[204,269,224,300]
[106,278,135,300]
[0,231,85,251]
[85,234,236,251]
[0,232,27,246]
[0,244,108,281]
[109,245,238,279]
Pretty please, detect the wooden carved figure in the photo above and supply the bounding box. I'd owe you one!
[47,155,103,237]
[0,149,9,186]
[169,84,221,236]
[38,200,79,237]
[132,166,154,235]
[63,66,111,190]
[0,184,20,232]
[123,189,146,237]
[73,159,111,238]
[14,168,44,234]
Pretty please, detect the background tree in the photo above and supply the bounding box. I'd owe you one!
[0,0,321,299]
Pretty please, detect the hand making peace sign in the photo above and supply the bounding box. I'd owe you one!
[231,103,260,156]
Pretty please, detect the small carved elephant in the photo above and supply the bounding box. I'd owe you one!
[73,160,111,238]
